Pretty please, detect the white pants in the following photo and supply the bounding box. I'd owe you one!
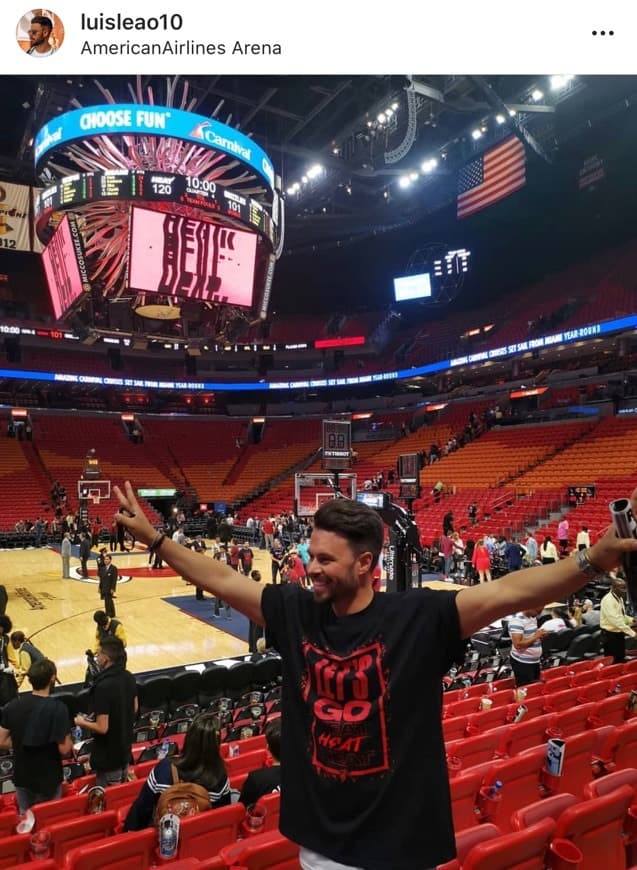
[300,848,364,870]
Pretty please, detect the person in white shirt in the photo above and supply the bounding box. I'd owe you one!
[26,16,56,56]
[581,599,601,627]
[576,527,591,551]
[540,608,569,632]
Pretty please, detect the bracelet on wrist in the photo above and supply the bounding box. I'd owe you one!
[574,547,605,580]
[149,532,166,554]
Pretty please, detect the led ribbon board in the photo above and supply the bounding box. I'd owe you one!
[35,170,275,247]
[33,105,276,195]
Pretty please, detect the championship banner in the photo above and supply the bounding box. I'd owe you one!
[32,188,44,253]
[0,183,31,252]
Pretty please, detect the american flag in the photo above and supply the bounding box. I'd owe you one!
[457,135,526,219]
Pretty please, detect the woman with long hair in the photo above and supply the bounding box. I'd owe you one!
[124,711,231,830]
[540,535,559,565]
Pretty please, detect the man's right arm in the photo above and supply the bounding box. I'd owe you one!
[113,482,265,624]
[510,629,546,651]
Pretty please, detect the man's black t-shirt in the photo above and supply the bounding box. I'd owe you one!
[90,665,137,771]
[261,584,464,870]
[239,764,281,808]
[2,695,70,792]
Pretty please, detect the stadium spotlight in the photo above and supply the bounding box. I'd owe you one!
[377,112,387,124]
[471,129,482,140]
[495,114,506,124]
[550,74,574,90]
[421,158,438,173]
[398,176,411,189]
[531,89,544,102]
[409,172,418,181]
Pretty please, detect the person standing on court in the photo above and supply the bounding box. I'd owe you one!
[61,531,72,579]
[98,553,118,618]
[74,637,137,787]
[0,658,72,813]
[79,531,91,578]
[112,480,637,870]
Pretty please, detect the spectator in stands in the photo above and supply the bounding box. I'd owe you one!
[10,631,44,688]
[600,576,637,663]
[509,608,549,686]
[75,636,137,787]
[0,658,72,813]
[61,531,72,578]
[540,535,559,564]
[123,711,231,830]
[540,608,569,632]
[468,503,477,525]
[576,526,591,551]
[79,531,91,577]
[471,538,492,583]
[113,479,637,870]
[557,517,570,555]
[93,610,126,652]
[442,511,454,535]
[432,481,444,503]
[239,718,281,808]
[440,532,454,579]
[582,598,601,627]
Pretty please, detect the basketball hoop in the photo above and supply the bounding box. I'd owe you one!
[91,494,101,506]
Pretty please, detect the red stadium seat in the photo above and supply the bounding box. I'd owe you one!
[221,734,267,758]
[102,779,145,813]
[543,688,579,713]
[599,664,627,682]
[542,676,573,695]
[550,702,596,737]
[47,811,118,864]
[31,792,89,829]
[443,715,470,742]
[577,680,612,704]
[255,790,281,833]
[498,714,555,756]
[544,730,596,799]
[595,720,637,771]
[554,785,634,870]
[449,769,484,832]
[225,748,269,779]
[466,705,509,735]
[589,693,631,728]
[219,829,300,870]
[505,696,548,723]
[177,802,245,860]
[0,810,18,839]
[65,828,156,869]
[461,817,556,870]
[568,660,596,675]
[481,745,546,831]
[436,824,501,870]
[584,767,637,802]
[11,862,57,870]
[510,792,579,830]
[0,833,30,868]
[446,729,506,770]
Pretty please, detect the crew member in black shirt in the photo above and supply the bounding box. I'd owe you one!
[0,658,72,813]
[74,636,137,787]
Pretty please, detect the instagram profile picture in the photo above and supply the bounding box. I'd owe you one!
[17,9,64,57]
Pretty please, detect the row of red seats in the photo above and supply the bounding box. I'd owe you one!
[0,799,295,868]
[441,768,637,869]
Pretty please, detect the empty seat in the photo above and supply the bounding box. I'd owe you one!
[170,672,201,710]
[437,823,501,870]
[138,675,172,713]
[498,714,554,757]
[584,766,637,802]
[0,833,30,868]
[177,802,245,859]
[32,793,89,828]
[547,730,596,799]
[590,693,631,728]
[554,784,634,870]
[511,792,579,830]
[595,720,637,771]
[577,680,612,704]
[199,665,229,704]
[450,769,484,832]
[224,662,257,698]
[65,828,156,869]
[219,829,300,870]
[544,688,579,713]
[482,745,546,832]
[48,811,118,864]
[103,779,144,813]
[461,817,556,869]
[255,790,281,832]
[0,810,18,838]
[446,729,506,771]
[443,715,469,742]
[466,706,509,735]
[550,703,596,738]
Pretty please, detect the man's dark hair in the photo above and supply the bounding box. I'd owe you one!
[0,616,12,635]
[264,717,281,761]
[93,610,108,626]
[99,636,125,664]
[10,630,25,645]
[313,498,383,569]
[31,15,53,31]
[28,658,56,690]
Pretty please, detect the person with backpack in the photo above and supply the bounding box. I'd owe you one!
[123,711,231,830]
[10,631,45,688]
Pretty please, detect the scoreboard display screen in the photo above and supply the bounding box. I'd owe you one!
[36,170,275,245]
[128,206,257,307]
[41,215,90,320]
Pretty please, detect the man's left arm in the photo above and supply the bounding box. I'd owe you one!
[457,511,637,638]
